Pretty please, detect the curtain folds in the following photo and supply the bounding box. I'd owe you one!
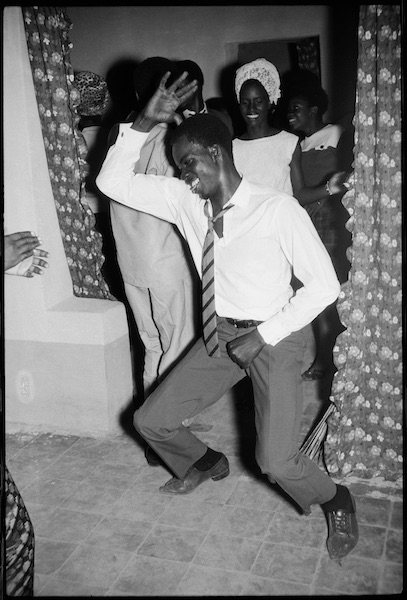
[325,4,402,481]
[22,6,112,299]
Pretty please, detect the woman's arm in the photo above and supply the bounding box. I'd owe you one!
[289,142,348,206]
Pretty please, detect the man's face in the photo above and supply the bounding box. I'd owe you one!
[172,135,220,200]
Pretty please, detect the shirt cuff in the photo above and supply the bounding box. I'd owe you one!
[257,319,290,347]
[116,123,150,147]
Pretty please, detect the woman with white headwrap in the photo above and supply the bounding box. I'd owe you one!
[232,58,346,202]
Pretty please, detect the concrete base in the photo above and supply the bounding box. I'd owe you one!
[5,296,135,438]
[5,334,134,437]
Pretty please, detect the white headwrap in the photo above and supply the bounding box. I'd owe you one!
[235,58,281,105]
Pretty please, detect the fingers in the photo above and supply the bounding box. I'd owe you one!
[164,70,189,93]
[32,257,49,269]
[177,80,198,103]
[158,71,172,89]
[33,248,49,258]
[162,70,198,98]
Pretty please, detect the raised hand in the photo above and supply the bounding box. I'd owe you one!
[134,71,198,130]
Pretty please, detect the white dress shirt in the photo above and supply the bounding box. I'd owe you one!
[97,124,340,346]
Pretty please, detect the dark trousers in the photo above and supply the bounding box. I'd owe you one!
[134,318,337,513]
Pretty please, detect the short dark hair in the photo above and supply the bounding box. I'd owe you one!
[284,69,329,115]
[133,57,178,107]
[171,113,233,158]
[176,60,204,88]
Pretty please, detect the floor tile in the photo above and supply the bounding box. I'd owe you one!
[355,495,392,527]
[129,464,174,493]
[33,507,103,542]
[63,436,122,460]
[265,510,327,549]
[60,480,127,515]
[243,574,311,596]
[34,537,78,576]
[112,487,173,521]
[175,565,249,596]
[379,561,404,594]
[39,453,100,481]
[352,524,386,560]
[56,545,132,588]
[103,441,148,466]
[226,477,283,511]
[157,498,224,531]
[7,453,60,477]
[390,499,403,529]
[21,502,58,532]
[384,528,403,563]
[314,554,380,594]
[5,432,40,456]
[81,515,153,552]
[38,575,107,597]
[111,554,189,596]
[136,523,207,562]
[251,542,320,584]
[84,460,145,490]
[5,469,38,491]
[18,476,81,507]
[211,505,274,539]
[193,531,262,572]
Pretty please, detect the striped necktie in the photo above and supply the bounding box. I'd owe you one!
[202,201,233,358]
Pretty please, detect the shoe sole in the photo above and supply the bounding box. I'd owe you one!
[211,458,229,481]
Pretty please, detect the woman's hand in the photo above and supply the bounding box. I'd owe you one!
[328,171,353,195]
[4,231,49,276]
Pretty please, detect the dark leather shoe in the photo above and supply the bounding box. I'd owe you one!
[326,490,359,560]
[145,446,162,467]
[159,454,229,495]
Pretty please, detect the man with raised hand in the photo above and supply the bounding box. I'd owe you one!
[97,71,358,562]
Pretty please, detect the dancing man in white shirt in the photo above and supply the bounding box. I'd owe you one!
[97,71,358,561]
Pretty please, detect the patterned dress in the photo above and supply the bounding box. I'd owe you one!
[4,466,35,596]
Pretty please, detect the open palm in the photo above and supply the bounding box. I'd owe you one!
[143,71,198,125]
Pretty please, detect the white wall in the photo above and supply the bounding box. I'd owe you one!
[67,5,332,104]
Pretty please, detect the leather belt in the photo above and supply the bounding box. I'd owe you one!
[223,317,263,328]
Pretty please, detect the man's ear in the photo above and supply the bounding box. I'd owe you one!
[310,105,318,115]
[208,144,222,163]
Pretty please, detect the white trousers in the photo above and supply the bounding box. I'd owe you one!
[124,277,198,395]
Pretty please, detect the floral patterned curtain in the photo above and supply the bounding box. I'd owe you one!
[22,6,112,299]
[325,5,402,481]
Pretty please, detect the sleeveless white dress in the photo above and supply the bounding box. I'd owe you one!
[232,130,299,194]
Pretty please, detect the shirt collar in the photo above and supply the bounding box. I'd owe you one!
[182,102,208,120]
[227,176,250,209]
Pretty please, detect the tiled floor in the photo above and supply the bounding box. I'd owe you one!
[6,379,403,596]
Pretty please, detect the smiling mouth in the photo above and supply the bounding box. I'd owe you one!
[189,177,199,193]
